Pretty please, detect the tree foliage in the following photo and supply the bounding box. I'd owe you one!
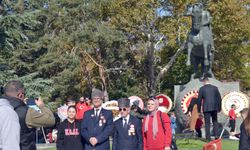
[0,0,249,103]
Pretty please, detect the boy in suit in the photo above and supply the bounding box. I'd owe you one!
[113,98,143,150]
[81,89,113,150]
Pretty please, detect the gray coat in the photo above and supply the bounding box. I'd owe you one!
[0,98,20,150]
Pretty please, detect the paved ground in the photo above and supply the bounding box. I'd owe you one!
[37,143,56,150]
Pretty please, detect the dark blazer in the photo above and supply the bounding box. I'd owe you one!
[239,122,250,150]
[112,115,143,150]
[81,108,113,150]
[197,84,222,113]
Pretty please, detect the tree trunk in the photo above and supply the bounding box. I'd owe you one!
[155,43,185,91]
[147,37,156,96]
[81,58,93,94]
[96,51,109,102]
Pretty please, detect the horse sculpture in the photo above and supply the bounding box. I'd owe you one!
[184,3,214,79]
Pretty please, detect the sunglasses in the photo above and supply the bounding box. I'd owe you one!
[119,108,127,111]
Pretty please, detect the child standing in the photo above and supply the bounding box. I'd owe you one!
[195,114,203,138]
[229,104,237,136]
[229,104,240,140]
[170,112,177,136]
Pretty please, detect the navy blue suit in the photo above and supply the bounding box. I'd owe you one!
[81,108,113,150]
[112,115,143,150]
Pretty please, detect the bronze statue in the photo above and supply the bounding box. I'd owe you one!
[184,3,214,79]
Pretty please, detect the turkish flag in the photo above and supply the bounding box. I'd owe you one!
[202,139,222,150]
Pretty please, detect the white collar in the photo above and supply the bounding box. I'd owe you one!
[122,115,130,122]
[94,106,102,111]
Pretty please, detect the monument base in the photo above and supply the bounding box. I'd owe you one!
[174,78,241,134]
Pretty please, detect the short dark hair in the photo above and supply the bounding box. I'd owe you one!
[202,76,209,82]
[231,104,236,108]
[4,80,24,95]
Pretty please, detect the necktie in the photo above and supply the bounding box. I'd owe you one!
[95,109,99,117]
[123,118,127,129]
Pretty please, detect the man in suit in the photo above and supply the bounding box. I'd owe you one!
[113,98,143,150]
[81,89,113,150]
[197,77,222,140]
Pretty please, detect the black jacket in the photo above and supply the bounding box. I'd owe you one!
[57,119,84,150]
[1,96,36,150]
[112,115,143,150]
[197,84,222,113]
[239,122,250,150]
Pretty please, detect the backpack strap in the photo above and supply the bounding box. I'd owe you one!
[159,111,166,134]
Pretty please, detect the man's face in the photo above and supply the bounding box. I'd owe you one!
[79,97,84,102]
[92,96,102,108]
[119,107,130,118]
[17,90,26,101]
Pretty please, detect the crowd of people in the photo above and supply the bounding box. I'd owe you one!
[0,78,250,150]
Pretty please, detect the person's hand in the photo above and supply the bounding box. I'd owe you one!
[89,137,95,146]
[35,97,45,107]
[89,137,98,146]
[164,147,170,150]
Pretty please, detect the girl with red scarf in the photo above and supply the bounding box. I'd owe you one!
[142,97,172,150]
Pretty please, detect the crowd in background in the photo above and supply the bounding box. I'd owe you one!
[0,79,250,150]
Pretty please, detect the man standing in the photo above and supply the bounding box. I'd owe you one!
[76,96,92,120]
[197,77,222,141]
[81,89,113,150]
[113,98,142,150]
[2,80,55,150]
[0,98,20,150]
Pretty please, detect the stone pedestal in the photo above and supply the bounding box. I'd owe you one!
[174,78,240,134]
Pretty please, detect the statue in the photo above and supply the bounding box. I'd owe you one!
[184,3,214,79]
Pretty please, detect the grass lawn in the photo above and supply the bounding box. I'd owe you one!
[177,139,239,150]
[40,139,239,150]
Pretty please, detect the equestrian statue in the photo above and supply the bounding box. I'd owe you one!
[184,3,215,79]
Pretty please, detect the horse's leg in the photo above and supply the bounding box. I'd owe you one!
[203,42,209,66]
[186,42,193,66]
[203,41,209,76]
[208,46,214,78]
[191,54,198,79]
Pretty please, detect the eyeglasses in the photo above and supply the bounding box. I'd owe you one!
[119,108,127,111]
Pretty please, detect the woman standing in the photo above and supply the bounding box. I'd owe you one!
[142,97,172,150]
[239,107,250,150]
[57,106,84,150]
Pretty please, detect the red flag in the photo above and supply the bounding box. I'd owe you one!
[202,139,222,150]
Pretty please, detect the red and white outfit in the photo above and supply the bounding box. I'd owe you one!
[228,108,236,132]
[75,102,92,120]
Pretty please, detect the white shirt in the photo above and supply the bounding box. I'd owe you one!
[123,115,130,127]
[94,107,102,117]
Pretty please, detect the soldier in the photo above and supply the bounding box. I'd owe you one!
[113,98,143,150]
[81,89,113,150]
